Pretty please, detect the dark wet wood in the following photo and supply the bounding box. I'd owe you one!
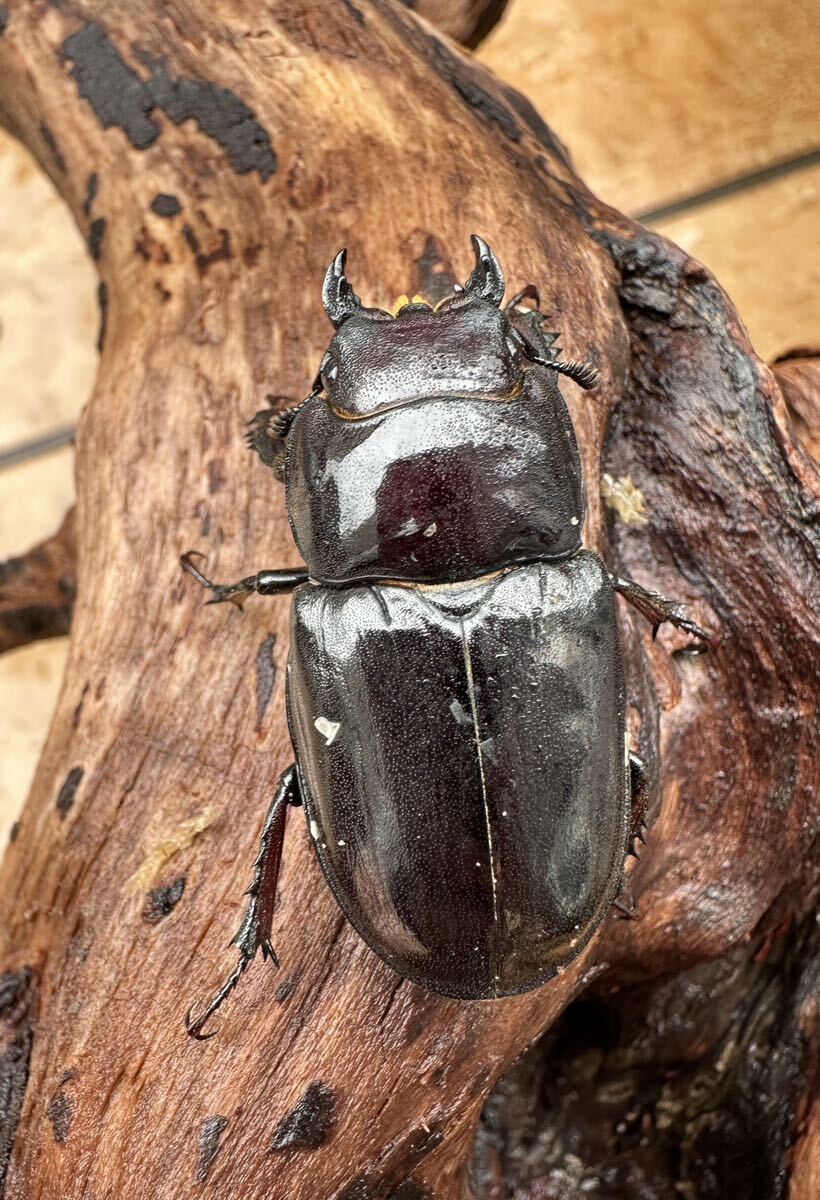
[0,2,816,1198]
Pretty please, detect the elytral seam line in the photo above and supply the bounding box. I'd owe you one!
[460,618,500,996]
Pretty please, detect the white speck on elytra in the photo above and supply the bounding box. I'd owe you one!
[475,861,481,867]
[314,716,340,745]
[338,839,346,847]
[571,516,579,525]
[310,820,319,839]
[423,522,437,537]
[502,810,508,817]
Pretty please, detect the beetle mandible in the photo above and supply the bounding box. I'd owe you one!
[182,236,709,1038]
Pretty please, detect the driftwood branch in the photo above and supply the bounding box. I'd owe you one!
[772,349,820,461]
[0,508,76,655]
[402,1,510,48]
[0,2,816,1198]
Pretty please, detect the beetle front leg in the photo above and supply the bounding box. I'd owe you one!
[181,551,308,608]
[246,390,318,480]
[186,764,302,1040]
[612,574,711,647]
[505,287,599,390]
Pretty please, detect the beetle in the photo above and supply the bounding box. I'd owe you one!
[182,237,708,1038]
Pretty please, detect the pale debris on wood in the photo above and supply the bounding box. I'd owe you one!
[601,473,650,526]
[125,806,216,894]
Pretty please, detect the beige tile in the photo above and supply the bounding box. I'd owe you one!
[0,128,98,447]
[0,638,69,848]
[654,164,820,362]
[0,449,73,838]
[0,445,74,558]
[480,0,820,215]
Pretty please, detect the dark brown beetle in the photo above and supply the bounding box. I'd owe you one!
[182,237,708,1038]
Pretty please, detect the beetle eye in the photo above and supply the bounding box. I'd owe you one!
[320,355,339,389]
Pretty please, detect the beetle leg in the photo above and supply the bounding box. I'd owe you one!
[628,751,649,856]
[181,551,308,608]
[506,293,599,389]
[612,754,649,922]
[612,575,711,648]
[186,764,302,1040]
[245,387,319,477]
[505,283,541,310]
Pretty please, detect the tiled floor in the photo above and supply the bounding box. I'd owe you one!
[0,130,96,847]
[0,1,818,846]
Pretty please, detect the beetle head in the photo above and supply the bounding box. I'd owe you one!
[318,236,528,418]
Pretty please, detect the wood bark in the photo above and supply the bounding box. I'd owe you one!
[0,3,816,1199]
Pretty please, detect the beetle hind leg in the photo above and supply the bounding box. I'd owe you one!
[627,751,649,858]
[613,575,711,647]
[612,753,649,922]
[185,764,302,1040]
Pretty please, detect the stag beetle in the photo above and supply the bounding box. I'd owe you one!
[182,237,708,1038]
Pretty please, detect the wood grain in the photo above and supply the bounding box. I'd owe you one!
[0,2,816,1198]
[774,350,820,461]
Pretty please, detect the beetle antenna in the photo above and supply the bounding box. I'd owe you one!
[550,359,599,390]
[522,347,599,391]
[506,283,540,310]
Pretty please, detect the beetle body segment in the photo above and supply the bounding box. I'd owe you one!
[287,378,584,586]
[287,552,627,999]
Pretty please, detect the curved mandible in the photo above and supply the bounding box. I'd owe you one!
[463,234,505,307]
[322,248,363,327]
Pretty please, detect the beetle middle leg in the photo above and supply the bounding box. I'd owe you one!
[613,575,711,646]
[181,551,308,607]
[186,764,302,1040]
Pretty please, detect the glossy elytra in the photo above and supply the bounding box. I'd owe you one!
[182,237,709,1038]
